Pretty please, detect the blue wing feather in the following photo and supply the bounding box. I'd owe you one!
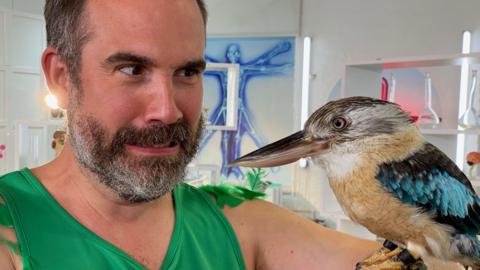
[377,143,480,235]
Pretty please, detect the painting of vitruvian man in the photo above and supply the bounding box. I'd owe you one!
[197,37,296,183]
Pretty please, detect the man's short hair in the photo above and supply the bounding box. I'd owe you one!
[44,0,208,88]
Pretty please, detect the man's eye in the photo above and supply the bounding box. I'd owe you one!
[118,65,145,76]
[177,68,201,77]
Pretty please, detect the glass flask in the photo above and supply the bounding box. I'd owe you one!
[458,70,479,129]
[388,74,396,102]
[381,77,388,101]
[417,73,441,128]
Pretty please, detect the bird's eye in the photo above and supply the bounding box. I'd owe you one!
[332,117,347,130]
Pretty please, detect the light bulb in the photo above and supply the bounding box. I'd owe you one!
[44,93,59,110]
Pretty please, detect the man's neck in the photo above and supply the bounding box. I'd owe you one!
[30,143,171,223]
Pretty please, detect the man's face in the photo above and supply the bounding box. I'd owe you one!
[67,0,206,203]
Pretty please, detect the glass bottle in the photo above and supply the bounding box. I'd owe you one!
[381,78,388,101]
[458,70,479,129]
[388,74,396,102]
[418,73,440,128]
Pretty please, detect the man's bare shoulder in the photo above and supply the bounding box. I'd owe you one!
[0,197,22,270]
[222,199,380,270]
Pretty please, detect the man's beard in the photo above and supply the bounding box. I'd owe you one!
[68,110,204,203]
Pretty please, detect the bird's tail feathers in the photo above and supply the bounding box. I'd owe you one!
[449,234,480,267]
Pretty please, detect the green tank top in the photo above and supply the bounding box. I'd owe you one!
[0,168,246,270]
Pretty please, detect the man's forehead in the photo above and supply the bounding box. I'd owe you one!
[82,0,205,60]
[84,0,204,35]
[86,0,202,21]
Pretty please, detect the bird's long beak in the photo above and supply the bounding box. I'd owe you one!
[229,130,330,168]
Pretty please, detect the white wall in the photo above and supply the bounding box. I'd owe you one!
[302,0,480,107]
[205,0,301,36]
[0,0,43,14]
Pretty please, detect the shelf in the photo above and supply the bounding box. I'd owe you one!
[342,52,480,100]
[420,128,480,135]
[348,52,480,70]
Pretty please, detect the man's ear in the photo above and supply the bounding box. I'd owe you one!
[41,47,71,109]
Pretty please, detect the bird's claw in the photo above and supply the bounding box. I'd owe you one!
[356,245,426,270]
[356,259,426,270]
[357,247,402,268]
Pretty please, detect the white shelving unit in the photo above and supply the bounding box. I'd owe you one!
[342,52,480,106]
[318,52,480,240]
[345,52,480,70]
[420,128,480,135]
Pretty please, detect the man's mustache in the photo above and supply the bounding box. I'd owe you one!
[110,121,194,150]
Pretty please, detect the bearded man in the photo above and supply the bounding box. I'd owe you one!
[0,1,380,269]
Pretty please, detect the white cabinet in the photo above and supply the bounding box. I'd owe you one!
[14,120,65,170]
[0,8,52,174]
[319,52,480,240]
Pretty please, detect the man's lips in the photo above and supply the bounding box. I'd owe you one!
[125,142,180,155]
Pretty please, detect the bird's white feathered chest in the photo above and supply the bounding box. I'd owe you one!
[312,151,363,180]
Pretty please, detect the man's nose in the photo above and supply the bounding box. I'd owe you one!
[143,77,183,125]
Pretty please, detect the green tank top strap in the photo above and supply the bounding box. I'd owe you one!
[0,168,247,270]
[0,203,19,255]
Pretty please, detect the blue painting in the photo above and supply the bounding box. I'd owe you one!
[198,36,296,183]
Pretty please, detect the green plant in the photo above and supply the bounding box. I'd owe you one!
[246,168,271,192]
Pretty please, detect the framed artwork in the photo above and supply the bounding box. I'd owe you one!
[198,36,296,183]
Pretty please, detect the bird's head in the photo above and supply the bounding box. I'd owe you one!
[230,97,422,175]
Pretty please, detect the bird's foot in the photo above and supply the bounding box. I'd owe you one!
[356,243,427,270]
[383,240,399,251]
[356,257,427,270]
[397,249,417,265]
[356,244,402,268]
[356,260,407,270]
[397,249,427,270]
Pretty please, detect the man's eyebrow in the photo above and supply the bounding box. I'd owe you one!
[103,54,206,71]
[179,59,207,71]
[103,52,155,67]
